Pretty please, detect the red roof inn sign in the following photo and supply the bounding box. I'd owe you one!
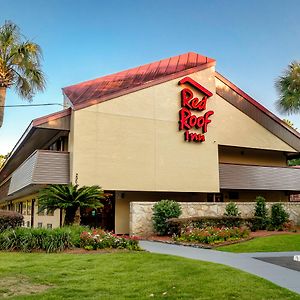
[178,77,214,143]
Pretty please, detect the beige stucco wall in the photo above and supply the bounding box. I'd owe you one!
[70,66,296,194]
[71,67,219,192]
[130,201,300,236]
[4,194,61,229]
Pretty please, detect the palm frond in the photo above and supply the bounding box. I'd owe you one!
[0,21,45,96]
[275,61,300,114]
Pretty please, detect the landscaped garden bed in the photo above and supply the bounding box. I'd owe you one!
[149,198,299,249]
[0,226,141,253]
[173,226,251,247]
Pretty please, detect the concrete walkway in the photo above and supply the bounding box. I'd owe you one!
[140,241,300,294]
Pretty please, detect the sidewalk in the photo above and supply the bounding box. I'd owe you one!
[140,241,300,294]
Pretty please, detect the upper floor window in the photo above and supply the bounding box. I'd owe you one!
[48,137,67,152]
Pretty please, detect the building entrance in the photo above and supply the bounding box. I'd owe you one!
[80,192,115,231]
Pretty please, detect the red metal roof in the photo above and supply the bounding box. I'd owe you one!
[62,52,215,110]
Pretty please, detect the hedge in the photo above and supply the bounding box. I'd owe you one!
[0,210,23,231]
[167,216,263,235]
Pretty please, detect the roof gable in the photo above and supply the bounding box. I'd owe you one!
[62,52,215,110]
[215,72,300,152]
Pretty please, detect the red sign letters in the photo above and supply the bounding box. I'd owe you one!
[178,77,214,143]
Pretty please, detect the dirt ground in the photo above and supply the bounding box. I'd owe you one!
[0,276,50,298]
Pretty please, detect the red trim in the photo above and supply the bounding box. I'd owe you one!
[32,108,71,127]
[178,77,213,97]
[215,72,300,140]
[73,62,216,111]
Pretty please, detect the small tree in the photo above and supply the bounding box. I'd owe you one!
[271,203,289,230]
[38,183,104,226]
[254,196,269,230]
[152,200,182,236]
[224,202,240,217]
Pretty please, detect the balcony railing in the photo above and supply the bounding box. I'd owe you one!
[219,163,300,191]
[8,150,70,196]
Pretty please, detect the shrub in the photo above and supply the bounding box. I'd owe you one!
[175,226,250,245]
[224,202,240,217]
[152,200,182,235]
[80,229,141,251]
[167,216,262,235]
[253,196,269,230]
[0,227,73,252]
[270,203,289,230]
[0,210,23,231]
[64,225,90,247]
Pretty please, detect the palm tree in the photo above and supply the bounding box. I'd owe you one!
[276,61,300,114]
[0,20,46,127]
[38,184,104,226]
[282,118,297,130]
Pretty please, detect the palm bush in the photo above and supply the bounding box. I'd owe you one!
[38,184,104,225]
[276,61,300,115]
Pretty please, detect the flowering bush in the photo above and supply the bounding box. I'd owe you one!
[175,226,250,245]
[80,229,141,250]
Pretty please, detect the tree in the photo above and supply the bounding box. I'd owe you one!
[0,21,46,127]
[254,196,269,230]
[38,184,104,226]
[0,152,10,168]
[282,118,297,130]
[275,61,300,115]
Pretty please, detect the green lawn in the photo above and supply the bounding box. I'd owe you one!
[217,234,300,253]
[0,252,299,299]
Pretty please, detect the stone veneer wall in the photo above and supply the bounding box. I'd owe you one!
[130,202,300,236]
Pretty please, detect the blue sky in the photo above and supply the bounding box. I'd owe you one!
[1,0,300,154]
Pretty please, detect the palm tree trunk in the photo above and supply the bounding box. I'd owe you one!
[74,207,81,225]
[0,87,7,128]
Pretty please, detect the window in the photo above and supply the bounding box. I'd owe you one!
[26,221,30,228]
[47,224,52,229]
[17,202,23,214]
[37,222,43,228]
[47,210,54,216]
[228,192,239,200]
[27,201,31,215]
[48,137,67,152]
[207,193,214,202]
[38,207,45,216]
[207,193,224,202]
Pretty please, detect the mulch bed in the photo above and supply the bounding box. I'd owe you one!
[63,248,134,254]
[145,236,254,249]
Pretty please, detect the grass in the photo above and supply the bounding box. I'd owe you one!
[217,234,300,253]
[0,252,299,299]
